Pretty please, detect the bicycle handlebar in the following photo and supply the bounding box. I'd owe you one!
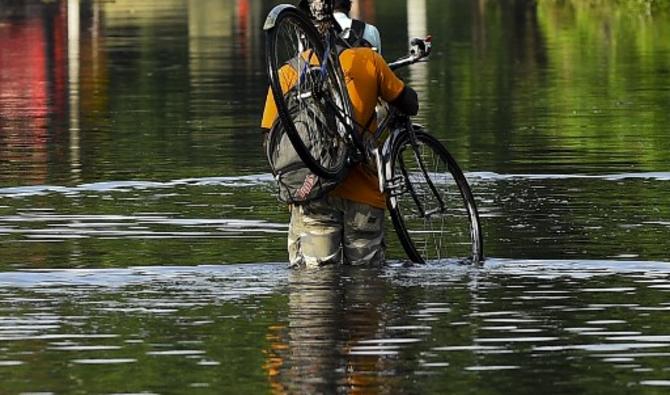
[388,35,432,71]
[373,35,433,140]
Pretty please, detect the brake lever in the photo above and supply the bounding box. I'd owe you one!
[409,35,432,60]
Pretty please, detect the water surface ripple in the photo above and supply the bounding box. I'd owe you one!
[0,261,668,393]
[1,0,669,392]
[1,172,667,266]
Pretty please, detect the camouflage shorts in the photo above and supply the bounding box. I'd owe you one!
[288,196,385,268]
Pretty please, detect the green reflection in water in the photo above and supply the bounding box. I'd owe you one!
[2,1,670,393]
[407,0,670,174]
[0,0,669,265]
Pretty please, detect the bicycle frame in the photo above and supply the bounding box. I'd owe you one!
[266,2,439,215]
[268,4,433,183]
[310,16,368,158]
[375,109,446,218]
[371,43,444,217]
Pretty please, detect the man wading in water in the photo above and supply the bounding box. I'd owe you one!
[261,0,419,268]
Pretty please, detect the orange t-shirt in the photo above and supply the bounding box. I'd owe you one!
[261,47,405,209]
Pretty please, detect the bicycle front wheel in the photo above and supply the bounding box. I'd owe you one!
[387,129,483,264]
[264,6,352,180]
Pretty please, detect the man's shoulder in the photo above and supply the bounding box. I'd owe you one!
[340,46,381,64]
[362,23,381,51]
[364,22,380,34]
[341,46,379,57]
[340,47,391,80]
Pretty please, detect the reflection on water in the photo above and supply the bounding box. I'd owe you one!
[0,0,270,187]
[2,0,668,185]
[0,261,670,392]
[1,0,669,392]
[0,172,667,267]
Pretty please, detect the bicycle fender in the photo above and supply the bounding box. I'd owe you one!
[263,4,298,31]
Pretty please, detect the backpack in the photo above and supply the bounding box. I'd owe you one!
[342,19,373,49]
[265,60,348,205]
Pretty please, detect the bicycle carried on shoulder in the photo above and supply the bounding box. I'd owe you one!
[263,2,483,263]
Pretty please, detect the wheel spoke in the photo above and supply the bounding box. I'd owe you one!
[389,131,482,263]
[266,8,352,179]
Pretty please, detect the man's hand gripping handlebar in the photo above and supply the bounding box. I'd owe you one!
[388,35,432,71]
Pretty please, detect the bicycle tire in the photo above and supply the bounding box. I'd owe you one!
[386,129,483,263]
[264,5,353,180]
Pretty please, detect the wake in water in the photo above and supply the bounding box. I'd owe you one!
[0,174,276,198]
[1,258,669,289]
[470,172,670,182]
[1,172,669,198]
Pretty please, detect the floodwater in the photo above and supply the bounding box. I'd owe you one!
[0,0,669,393]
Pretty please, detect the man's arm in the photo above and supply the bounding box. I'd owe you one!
[390,86,418,116]
[374,51,419,116]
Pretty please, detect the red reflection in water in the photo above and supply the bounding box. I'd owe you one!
[0,20,48,124]
[51,2,68,121]
[235,0,250,59]
[0,3,67,184]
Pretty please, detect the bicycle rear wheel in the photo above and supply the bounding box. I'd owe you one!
[264,5,353,180]
[387,129,483,263]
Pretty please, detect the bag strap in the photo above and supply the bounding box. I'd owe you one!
[350,19,366,46]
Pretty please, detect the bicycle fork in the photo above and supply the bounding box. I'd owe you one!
[380,124,446,218]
